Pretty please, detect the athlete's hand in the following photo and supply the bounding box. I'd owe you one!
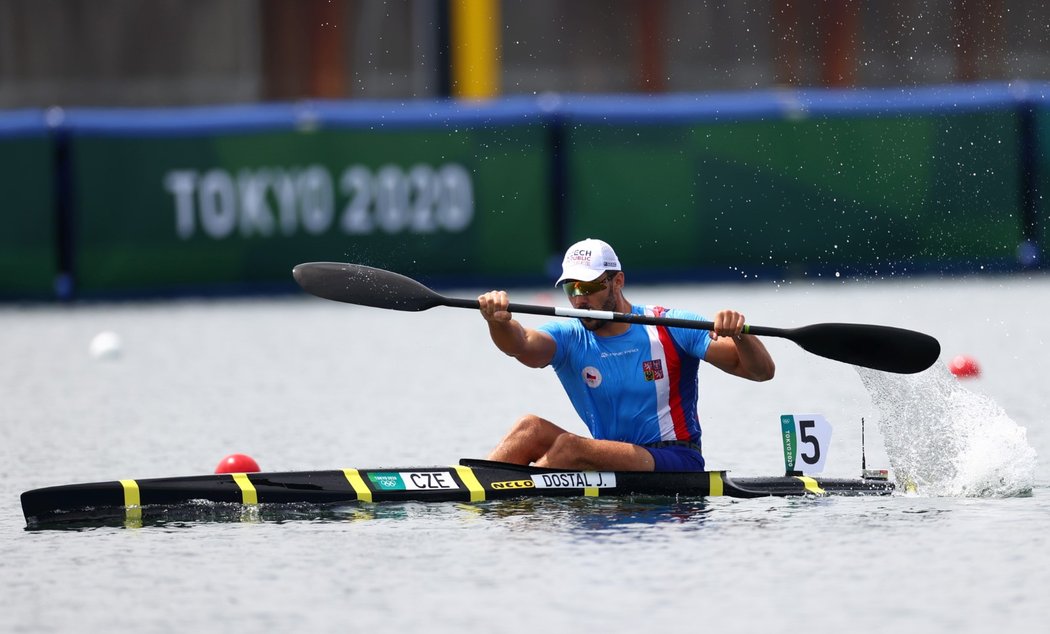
[711,309,746,340]
[478,291,513,323]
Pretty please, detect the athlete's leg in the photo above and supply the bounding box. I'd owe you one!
[537,434,655,471]
[489,414,657,471]
[487,414,571,465]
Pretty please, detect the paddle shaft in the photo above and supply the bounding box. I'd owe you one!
[448,296,938,373]
[449,296,785,336]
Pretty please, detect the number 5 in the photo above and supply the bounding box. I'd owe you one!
[799,419,821,465]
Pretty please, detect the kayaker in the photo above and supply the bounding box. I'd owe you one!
[477,238,775,472]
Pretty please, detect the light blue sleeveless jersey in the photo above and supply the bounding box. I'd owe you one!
[537,305,712,446]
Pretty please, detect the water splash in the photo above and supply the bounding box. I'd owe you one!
[857,364,1036,497]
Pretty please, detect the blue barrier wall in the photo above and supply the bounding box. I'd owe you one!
[0,111,57,299]
[1030,85,1050,265]
[557,84,1031,279]
[0,83,1045,300]
[58,99,554,297]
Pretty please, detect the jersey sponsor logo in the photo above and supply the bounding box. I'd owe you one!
[367,471,459,491]
[491,479,535,490]
[642,359,664,381]
[531,472,617,489]
[600,348,639,359]
[582,366,602,388]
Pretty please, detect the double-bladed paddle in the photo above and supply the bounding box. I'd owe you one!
[291,261,940,374]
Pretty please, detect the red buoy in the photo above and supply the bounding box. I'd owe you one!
[215,453,261,474]
[948,355,980,378]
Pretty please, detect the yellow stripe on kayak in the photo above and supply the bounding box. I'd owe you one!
[583,487,599,497]
[453,466,486,502]
[343,469,372,503]
[796,476,826,495]
[119,479,140,507]
[231,473,258,505]
[120,479,142,527]
[709,472,724,497]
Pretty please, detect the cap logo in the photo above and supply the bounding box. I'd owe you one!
[566,249,593,265]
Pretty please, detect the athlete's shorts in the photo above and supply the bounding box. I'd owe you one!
[642,442,706,472]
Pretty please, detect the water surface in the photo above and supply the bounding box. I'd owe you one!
[2,275,1047,633]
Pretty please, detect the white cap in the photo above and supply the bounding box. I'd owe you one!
[554,238,621,286]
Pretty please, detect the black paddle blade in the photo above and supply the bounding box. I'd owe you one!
[787,323,941,374]
[292,262,445,311]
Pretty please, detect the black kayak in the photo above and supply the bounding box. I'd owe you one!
[20,458,894,527]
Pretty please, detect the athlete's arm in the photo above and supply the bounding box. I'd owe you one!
[478,291,556,368]
[703,309,775,381]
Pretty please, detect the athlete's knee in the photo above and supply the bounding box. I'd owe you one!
[509,414,548,436]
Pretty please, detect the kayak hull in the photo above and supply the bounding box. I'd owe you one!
[21,458,894,527]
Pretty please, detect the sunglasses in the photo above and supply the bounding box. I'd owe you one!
[562,273,613,297]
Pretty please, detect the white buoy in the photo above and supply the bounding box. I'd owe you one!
[89,331,122,360]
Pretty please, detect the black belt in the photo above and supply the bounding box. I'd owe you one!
[643,440,702,453]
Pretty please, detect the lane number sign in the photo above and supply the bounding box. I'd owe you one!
[780,414,832,475]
